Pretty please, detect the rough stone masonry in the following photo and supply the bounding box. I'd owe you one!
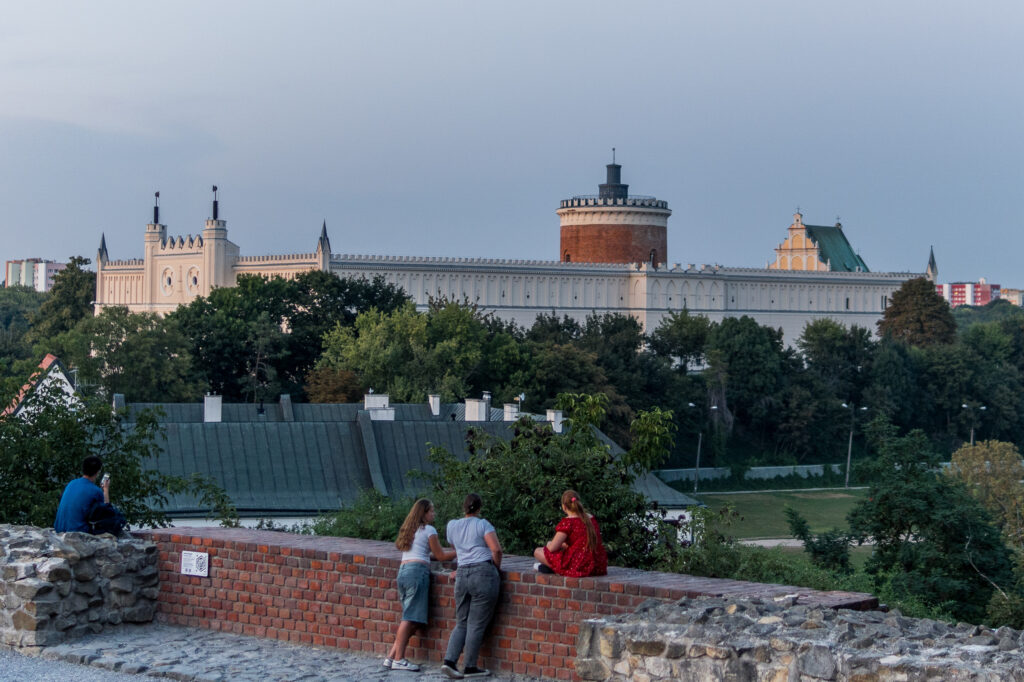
[0,525,158,647]
[576,595,1024,681]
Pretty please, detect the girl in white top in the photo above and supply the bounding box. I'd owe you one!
[384,498,456,672]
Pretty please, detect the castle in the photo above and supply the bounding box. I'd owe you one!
[95,165,918,342]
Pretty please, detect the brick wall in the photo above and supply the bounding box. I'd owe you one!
[136,528,876,681]
[560,224,667,264]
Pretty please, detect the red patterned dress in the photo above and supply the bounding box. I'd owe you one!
[543,515,608,577]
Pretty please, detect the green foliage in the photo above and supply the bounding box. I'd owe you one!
[49,306,206,401]
[169,272,407,401]
[648,309,712,374]
[785,506,852,573]
[0,383,236,528]
[847,420,1015,623]
[311,489,412,541]
[877,277,957,347]
[27,256,96,344]
[953,299,1024,331]
[625,406,676,474]
[420,404,682,571]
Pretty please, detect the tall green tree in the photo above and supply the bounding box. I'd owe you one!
[169,273,407,401]
[48,306,205,402]
[648,309,712,374]
[27,256,96,345]
[0,286,47,395]
[847,419,1014,622]
[877,277,956,346]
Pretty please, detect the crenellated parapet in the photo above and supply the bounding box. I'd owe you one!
[156,234,204,251]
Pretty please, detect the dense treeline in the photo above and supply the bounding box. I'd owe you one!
[5,267,1024,469]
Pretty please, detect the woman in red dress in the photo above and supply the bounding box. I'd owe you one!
[533,490,608,577]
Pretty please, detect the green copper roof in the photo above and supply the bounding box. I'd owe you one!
[804,224,869,273]
[131,401,699,517]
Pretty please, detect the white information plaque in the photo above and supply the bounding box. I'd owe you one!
[180,550,210,577]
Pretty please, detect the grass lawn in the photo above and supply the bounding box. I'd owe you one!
[694,489,869,539]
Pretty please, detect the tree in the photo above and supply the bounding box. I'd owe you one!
[304,366,364,403]
[947,440,1024,548]
[169,273,408,401]
[648,309,712,374]
[847,419,1014,622]
[877,277,956,346]
[0,382,236,528]
[422,397,683,570]
[0,286,47,396]
[48,306,205,402]
[27,256,96,344]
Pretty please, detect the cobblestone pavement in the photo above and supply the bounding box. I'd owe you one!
[9,624,549,682]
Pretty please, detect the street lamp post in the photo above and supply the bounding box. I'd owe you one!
[961,403,987,445]
[690,402,717,494]
[841,402,868,488]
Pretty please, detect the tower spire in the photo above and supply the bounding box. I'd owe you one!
[926,246,938,283]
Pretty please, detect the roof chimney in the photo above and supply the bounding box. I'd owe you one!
[428,394,441,417]
[279,394,293,422]
[503,403,520,421]
[204,394,222,423]
[546,409,563,434]
[465,398,488,422]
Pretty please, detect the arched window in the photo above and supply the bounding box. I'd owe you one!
[649,249,657,263]
[563,251,571,262]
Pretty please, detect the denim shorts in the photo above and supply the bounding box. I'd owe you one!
[397,561,431,624]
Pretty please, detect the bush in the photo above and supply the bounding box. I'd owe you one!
[312,489,412,541]
[421,413,684,571]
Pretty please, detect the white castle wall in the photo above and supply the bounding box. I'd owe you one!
[96,222,917,342]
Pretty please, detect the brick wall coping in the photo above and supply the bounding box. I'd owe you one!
[138,527,876,610]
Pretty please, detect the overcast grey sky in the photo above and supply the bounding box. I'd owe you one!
[1,2,1021,286]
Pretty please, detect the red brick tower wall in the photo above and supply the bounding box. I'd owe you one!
[560,223,667,265]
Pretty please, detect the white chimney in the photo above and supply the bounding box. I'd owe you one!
[546,409,563,433]
[428,394,441,417]
[369,407,395,421]
[465,398,488,422]
[503,403,519,421]
[364,393,390,410]
[204,394,222,423]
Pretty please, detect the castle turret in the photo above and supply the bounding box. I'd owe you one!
[557,156,670,265]
[201,185,238,293]
[316,220,332,271]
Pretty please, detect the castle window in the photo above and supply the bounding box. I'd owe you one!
[845,297,850,310]
[649,249,657,263]
[563,252,571,262]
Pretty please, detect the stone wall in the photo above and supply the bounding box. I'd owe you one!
[575,596,1024,681]
[136,527,874,681]
[0,525,158,647]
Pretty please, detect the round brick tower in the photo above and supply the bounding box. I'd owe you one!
[558,162,671,265]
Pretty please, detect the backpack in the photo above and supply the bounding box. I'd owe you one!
[88,501,128,536]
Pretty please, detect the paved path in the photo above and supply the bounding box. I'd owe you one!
[4,624,549,682]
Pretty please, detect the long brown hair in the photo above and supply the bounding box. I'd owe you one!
[562,490,598,552]
[395,498,433,551]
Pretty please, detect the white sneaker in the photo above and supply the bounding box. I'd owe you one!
[390,659,421,672]
[383,657,394,669]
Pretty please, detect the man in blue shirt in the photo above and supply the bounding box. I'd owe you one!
[54,456,110,534]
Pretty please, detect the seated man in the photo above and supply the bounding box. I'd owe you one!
[55,455,111,534]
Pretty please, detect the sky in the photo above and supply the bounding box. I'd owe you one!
[1,2,1021,286]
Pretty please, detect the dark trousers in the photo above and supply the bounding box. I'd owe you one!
[444,561,500,668]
